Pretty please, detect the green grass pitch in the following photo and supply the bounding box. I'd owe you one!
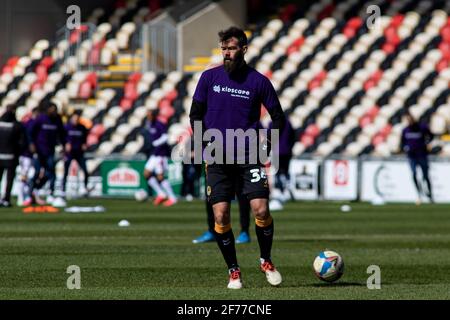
[0,199,449,300]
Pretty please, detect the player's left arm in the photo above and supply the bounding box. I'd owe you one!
[424,124,433,144]
[82,125,88,151]
[57,115,67,146]
[261,77,286,141]
[152,123,169,147]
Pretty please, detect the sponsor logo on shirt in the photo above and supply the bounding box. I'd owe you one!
[68,130,83,136]
[405,132,422,139]
[42,124,57,130]
[212,85,250,99]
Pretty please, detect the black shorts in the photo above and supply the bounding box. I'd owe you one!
[206,163,270,205]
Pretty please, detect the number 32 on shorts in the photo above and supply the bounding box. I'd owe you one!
[250,168,267,183]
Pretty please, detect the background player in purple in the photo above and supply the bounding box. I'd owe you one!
[401,111,434,204]
[20,107,40,206]
[62,110,90,198]
[189,27,286,289]
[29,102,66,204]
[142,108,177,207]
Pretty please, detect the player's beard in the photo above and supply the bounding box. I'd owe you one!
[224,51,245,74]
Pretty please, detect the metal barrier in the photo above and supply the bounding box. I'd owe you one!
[141,21,177,73]
[53,23,97,73]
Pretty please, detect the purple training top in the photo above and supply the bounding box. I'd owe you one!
[30,114,66,157]
[22,118,35,158]
[193,65,280,161]
[401,123,432,158]
[65,122,88,155]
[145,119,170,157]
[268,118,295,157]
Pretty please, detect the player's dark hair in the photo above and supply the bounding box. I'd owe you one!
[219,27,248,47]
[0,104,17,121]
[151,108,159,117]
[5,104,17,113]
[72,109,82,117]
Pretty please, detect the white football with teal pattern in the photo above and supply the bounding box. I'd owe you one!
[313,250,344,282]
[134,189,148,202]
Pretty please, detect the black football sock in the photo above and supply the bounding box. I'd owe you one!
[412,173,422,195]
[255,218,274,261]
[206,200,215,232]
[214,229,239,270]
[238,195,250,233]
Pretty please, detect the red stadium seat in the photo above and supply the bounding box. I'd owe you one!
[165,89,178,102]
[372,134,385,146]
[367,105,380,119]
[364,79,376,91]
[91,124,105,137]
[305,124,320,138]
[128,72,142,84]
[390,14,404,28]
[359,115,372,128]
[159,98,172,109]
[382,43,396,54]
[384,27,397,39]
[347,17,363,30]
[308,79,321,91]
[3,56,20,73]
[88,47,101,65]
[441,27,450,43]
[343,27,356,39]
[300,134,314,147]
[78,81,92,99]
[86,73,97,88]
[286,36,305,55]
[372,70,383,82]
[40,57,54,69]
[2,65,13,74]
[316,70,327,81]
[264,70,273,79]
[279,3,297,22]
[69,30,81,44]
[87,134,99,147]
[7,56,20,67]
[318,3,335,21]
[436,58,448,72]
[36,65,48,83]
[115,0,126,8]
[31,81,42,91]
[380,124,392,137]
[159,104,175,120]
[120,98,133,111]
[124,83,138,100]
[439,42,450,60]
[79,24,89,33]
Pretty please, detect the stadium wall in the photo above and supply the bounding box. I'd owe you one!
[177,0,246,70]
[0,0,114,66]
